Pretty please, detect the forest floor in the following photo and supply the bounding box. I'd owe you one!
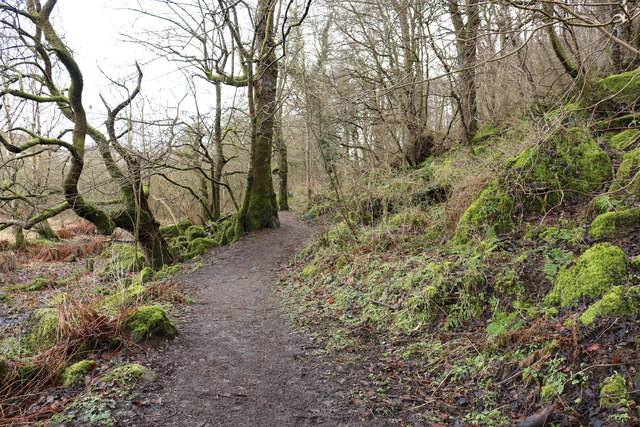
[108,212,381,426]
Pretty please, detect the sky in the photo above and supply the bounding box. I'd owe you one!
[53,0,217,122]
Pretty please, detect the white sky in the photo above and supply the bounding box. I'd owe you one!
[53,0,220,123]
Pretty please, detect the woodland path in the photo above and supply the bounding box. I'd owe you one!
[121,212,374,426]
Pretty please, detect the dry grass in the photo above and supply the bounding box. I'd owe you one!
[34,237,107,262]
[445,174,493,231]
[55,220,96,239]
[0,252,18,273]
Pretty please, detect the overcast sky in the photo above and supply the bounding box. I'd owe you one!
[53,0,215,122]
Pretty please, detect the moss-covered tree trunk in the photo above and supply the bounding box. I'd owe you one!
[235,0,279,233]
[275,109,289,211]
[35,219,60,241]
[449,0,480,146]
[13,226,26,249]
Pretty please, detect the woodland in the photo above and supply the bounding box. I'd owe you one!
[2,0,640,425]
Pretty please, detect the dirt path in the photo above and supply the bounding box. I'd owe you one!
[122,212,371,426]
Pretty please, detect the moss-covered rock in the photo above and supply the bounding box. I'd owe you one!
[159,219,192,238]
[101,363,155,384]
[610,129,640,150]
[102,285,147,310]
[125,306,177,343]
[183,237,218,259]
[454,180,515,243]
[611,147,640,195]
[472,123,502,145]
[589,207,640,239]
[23,309,62,352]
[132,267,154,287]
[580,286,639,325]
[600,373,629,407]
[597,67,640,105]
[156,264,181,281]
[60,360,94,387]
[104,244,145,274]
[511,128,611,207]
[546,243,628,307]
[185,225,206,242]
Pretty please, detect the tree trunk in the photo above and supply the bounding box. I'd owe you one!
[236,0,280,233]
[13,226,26,249]
[35,219,60,241]
[449,0,480,146]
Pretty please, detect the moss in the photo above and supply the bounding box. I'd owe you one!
[589,195,623,215]
[590,207,640,239]
[183,237,219,259]
[512,128,611,208]
[611,148,640,195]
[580,286,639,325]
[454,180,515,243]
[159,220,192,237]
[600,373,629,407]
[631,254,640,269]
[543,102,584,124]
[185,225,206,242]
[472,123,502,145]
[0,358,11,384]
[102,285,147,309]
[597,67,640,105]
[104,244,145,274]
[132,267,154,287]
[60,360,94,387]
[125,306,177,343]
[18,363,39,381]
[23,309,62,352]
[101,363,155,384]
[156,264,181,281]
[610,129,640,150]
[546,243,628,307]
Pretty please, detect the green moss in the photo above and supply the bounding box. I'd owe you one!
[546,243,628,307]
[543,102,584,124]
[156,264,181,281]
[0,358,11,384]
[101,363,155,384]
[125,306,177,343]
[18,363,39,381]
[159,220,192,238]
[183,237,219,259]
[132,267,154,287]
[512,128,611,208]
[590,207,640,239]
[454,180,515,243]
[580,286,639,325]
[472,123,502,145]
[60,360,94,387]
[610,129,640,150]
[102,285,147,310]
[185,225,206,242]
[23,309,62,352]
[597,67,640,105]
[600,373,629,407]
[104,244,145,274]
[611,148,640,195]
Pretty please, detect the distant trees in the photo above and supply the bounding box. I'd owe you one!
[0,0,172,268]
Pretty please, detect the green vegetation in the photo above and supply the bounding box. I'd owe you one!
[61,360,94,387]
[104,244,145,274]
[125,305,178,343]
[546,243,628,307]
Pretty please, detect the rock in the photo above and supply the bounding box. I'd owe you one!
[545,243,628,307]
[125,306,178,343]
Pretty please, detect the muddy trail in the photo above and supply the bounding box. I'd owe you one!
[118,212,377,426]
